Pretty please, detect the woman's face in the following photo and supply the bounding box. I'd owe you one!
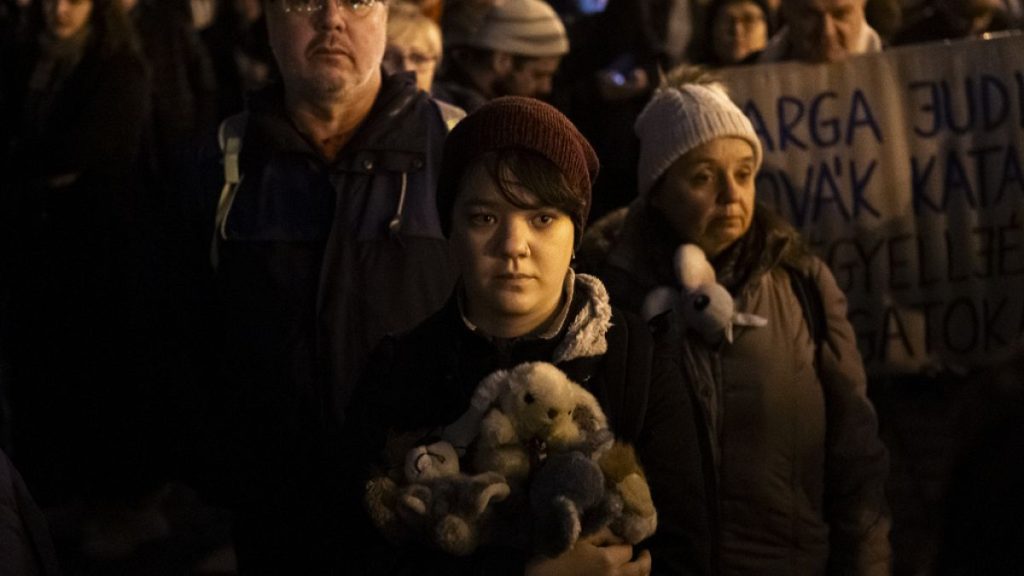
[651,137,757,258]
[383,34,439,93]
[712,1,768,64]
[450,162,576,337]
[45,0,94,40]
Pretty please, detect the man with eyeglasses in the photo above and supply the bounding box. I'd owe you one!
[180,0,461,572]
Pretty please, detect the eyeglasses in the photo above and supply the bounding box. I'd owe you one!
[278,0,386,15]
[384,47,438,70]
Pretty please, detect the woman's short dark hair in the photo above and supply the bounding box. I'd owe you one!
[460,148,589,239]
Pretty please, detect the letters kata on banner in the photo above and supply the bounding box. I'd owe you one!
[719,33,1024,374]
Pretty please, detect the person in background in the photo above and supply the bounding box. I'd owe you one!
[123,0,217,192]
[692,0,775,66]
[344,96,709,576]
[1,0,150,505]
[434,0,569,111]
[384,0,443,93]
[0,0,167,566]
[758,0,882,63]
[589,68,892,575]
[176,0,461,571]
[199,0,276,121]
[892,0,1013,46]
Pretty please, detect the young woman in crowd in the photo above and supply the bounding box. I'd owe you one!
[342,96,709,575]
[590,69,892,575]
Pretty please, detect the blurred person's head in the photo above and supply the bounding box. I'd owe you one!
[263,0,388,104]
[436,97,598,336]
[635,68,762,257]
[235,0,263,23]
[43,0,93,38]
[384,1,441,92]
[782,0,868,63]
[36,0,137,54]
[708,0,771,64]
[444,0,568,100]
[405,0,440,21]
[937,0,1004,36]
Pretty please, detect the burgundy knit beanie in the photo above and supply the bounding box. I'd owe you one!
[437,96,599,239]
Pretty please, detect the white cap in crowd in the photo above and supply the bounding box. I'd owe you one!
[634,82,763,198]
[444,0,570,58]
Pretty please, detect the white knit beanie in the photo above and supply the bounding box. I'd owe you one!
[634,82,762,198]
[444,0,569,58]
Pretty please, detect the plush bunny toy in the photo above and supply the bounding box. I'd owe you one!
[642,243,766,344]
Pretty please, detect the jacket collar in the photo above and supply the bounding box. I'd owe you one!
[240,71,431,173]
[451,272,612,365]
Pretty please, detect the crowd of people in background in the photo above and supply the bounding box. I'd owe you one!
[0,0,1022,574]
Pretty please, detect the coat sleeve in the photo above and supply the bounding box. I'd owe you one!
[811,258,892,576]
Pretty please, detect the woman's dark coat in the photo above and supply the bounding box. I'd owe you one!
[342,273,712,575]
[595,204,892,576]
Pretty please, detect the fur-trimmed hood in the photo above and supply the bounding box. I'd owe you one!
[553,272,612,363]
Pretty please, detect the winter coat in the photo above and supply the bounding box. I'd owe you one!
[595,203,892,576]
[0,449,60,576]
[343,272,712,576]
[179,72,460,572]
[1,29,150,504]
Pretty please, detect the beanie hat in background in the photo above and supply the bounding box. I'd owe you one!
[634,82,762,198]
[443,0,569,57]
[437,96,599,238]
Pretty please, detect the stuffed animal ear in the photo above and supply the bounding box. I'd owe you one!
[442,369,513,451]
[471,476,511,515]
[674,244,716,293]
[473,369,514,409]
[571,389,609,436]
[404,441,460,482]
[733,312,768,328]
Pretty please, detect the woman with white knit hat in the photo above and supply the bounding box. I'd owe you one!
[592,69,893,576]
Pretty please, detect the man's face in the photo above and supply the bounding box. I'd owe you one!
[784,0,867,63]
[265,0,388,100]
[496,56,561,99]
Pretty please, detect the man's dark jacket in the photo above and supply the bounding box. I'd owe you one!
[180,71,460,573]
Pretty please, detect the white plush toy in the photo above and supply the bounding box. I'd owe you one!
[465,362,611,484]
[642,244,767,344]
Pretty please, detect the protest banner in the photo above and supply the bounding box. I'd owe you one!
[720,33,1024,374]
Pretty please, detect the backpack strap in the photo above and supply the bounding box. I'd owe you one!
[210,112,249,269]
[785,264,826,369]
